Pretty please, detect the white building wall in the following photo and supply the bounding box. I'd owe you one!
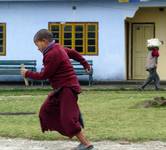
[0,1,165,81]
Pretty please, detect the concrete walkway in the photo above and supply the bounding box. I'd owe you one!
[1,138,166,150]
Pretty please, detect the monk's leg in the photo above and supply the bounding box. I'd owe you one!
[75,131,92,147]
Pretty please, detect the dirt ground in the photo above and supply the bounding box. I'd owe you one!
[0,138,166,150]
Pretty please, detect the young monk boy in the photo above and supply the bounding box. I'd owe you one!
[21,29,94,150]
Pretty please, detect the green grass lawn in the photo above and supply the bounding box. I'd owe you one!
[0,88,166,141]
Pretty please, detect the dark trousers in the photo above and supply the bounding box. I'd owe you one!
[141,68,160,90]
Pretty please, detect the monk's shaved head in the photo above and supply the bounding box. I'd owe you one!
[34,29,53,43]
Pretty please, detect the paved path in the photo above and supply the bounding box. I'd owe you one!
[0,138,166,150]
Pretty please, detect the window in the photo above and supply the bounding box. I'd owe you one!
[49,22,98,55]
[0,23,6,56]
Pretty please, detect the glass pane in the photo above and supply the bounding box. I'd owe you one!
[75,25,83,32]
[88,39,95,45]
[75,40,83,45]
[0,33,3,38]
[51,25,59,31]
[75,47,83,52]
[64,33,72,38]
[75,33,83,38]
[64,26,72,31]
[54,39,59,43]
[64,40,72,45]
[53,33,59,38]
[88,25,95,31]
[0,46,3,52]
[88,32,95,38]
[0,40,3,45]
[0,27,3,32]
[88,46,95,52]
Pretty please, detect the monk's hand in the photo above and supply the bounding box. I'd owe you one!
[86,66,92,74]
[21,68,28,77]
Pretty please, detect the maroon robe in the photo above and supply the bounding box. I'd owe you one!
[25,43,90,138]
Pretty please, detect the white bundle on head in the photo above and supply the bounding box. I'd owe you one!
[147,38,162,47]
